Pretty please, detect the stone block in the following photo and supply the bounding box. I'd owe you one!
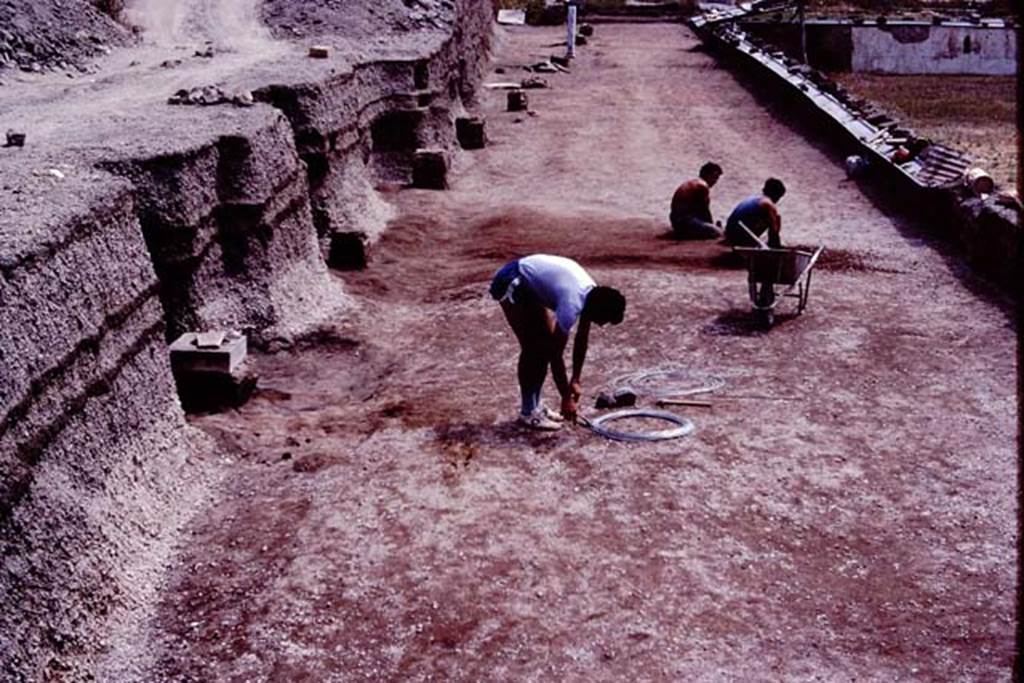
[507,90,528,112]
[174,366,258,414]
[169,331,247,374]
[5,130,25,147]
[327,231,369,270]
[411,149,449,190]
[456,116,487,150]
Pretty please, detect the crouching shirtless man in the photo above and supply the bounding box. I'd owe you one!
[490,254,626,430]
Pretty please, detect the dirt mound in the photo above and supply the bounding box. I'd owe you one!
[0,0,130,74]
[262,0,456,40]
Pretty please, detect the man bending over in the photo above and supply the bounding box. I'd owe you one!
[490,254,626,430]
[725,177,786,248]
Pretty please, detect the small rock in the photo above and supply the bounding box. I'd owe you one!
[308,45,330,59]
[5,130,26,147]
[169,85,252,107]
[527,61,558,73]
[232,91,255,107]
[595,389,636,409]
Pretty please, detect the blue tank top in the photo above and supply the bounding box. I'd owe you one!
[725,195,765,243]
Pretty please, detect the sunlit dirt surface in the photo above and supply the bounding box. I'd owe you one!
[151,22,1016,681]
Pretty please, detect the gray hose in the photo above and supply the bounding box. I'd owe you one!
[579,409,695,442]
[611,367,726,399]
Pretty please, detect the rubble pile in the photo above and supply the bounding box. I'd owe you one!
[0,0,129,74]
[262,0,457,40]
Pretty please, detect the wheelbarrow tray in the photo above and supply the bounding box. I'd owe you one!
[735,246,825,317]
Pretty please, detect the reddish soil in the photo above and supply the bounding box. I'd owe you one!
[150,22,1017,680]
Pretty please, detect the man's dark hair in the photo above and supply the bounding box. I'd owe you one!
[584,286,626,325]
[763,177,786,201]
[699,162,723,181]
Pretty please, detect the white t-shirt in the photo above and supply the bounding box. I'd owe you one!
[517,254,596,333]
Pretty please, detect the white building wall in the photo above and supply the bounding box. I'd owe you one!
[851,25,1017,75]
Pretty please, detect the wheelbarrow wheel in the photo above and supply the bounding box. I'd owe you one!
[756,308,774,328]
[755,282,776,309]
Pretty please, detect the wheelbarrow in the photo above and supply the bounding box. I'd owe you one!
[734,244,825,327]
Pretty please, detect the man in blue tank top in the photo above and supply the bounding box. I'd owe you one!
[489,254,626,430]
[725,178,786,248]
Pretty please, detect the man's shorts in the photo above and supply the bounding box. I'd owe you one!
[671,214,722,240]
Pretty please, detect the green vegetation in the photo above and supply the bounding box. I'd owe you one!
[493,0,1015,15]
[835,73,1017,188]
[494,0,629,7]
[806,0,1015,15]
[493,0,686,10]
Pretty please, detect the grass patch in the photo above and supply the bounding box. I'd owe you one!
[806,0,1014,12]
[494,0,630,6]
[834,73,1017,189]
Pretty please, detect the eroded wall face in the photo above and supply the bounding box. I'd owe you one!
[99,109,342,346]
[257,0,494,269]
[0,1,494,679]
[0,179,201,682]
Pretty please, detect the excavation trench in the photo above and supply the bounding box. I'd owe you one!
[0,10,1016,683]
[0,1,493,680]
[147,20,1015,682]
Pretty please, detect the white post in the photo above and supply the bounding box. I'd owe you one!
[567,3,577,59]
[798,0,808,64]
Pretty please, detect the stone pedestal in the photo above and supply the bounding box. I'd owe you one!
[456,117,487,150]
[169,332,256,413]
[327,231,369,270]
[507,90,528,112]
[411,149,449,190]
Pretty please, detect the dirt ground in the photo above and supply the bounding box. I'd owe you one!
[148,22,1017,681]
